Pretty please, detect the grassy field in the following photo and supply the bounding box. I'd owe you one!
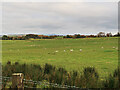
[2,37,118,78]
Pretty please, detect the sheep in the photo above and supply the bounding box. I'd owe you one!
[64,50,66,52]
[70,49,73,52]
[55,50,58,53]
[80,49,82,52]
[101,47,104,49]
[112,46,115,49]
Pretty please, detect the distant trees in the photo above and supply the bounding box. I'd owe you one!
[2,35,8,40]
[1,34,58,40]
[114,32,120,37]
[74,34,86,38]
[1,32,120,40]
[25,34,39,39]
[74,34,81,38]
[86,35,96,38]
[63,34,86,39]
[66,35,73,38]
[97,32,114,37]
[106,33,112,37]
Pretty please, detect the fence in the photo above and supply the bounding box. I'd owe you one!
[1,73,79,89]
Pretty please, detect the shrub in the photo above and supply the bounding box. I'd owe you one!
[103,68,119,88]
[44,63,55,74]
[2,61,120,88]
[75,67,99,88]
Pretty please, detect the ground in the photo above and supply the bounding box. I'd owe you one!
[2,37,118,78]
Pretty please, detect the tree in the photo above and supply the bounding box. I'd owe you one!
[25,34,39,39]
[106,33,112,37]
[114,32,120,37]
[74,34,81,38]
[66,35,73,38]
[2,35,8,40]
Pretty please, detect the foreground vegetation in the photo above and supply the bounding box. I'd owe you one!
[2,61,119,88]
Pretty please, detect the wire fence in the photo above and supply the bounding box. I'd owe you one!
[1,76,79,89]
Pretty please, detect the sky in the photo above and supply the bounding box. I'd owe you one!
[1,2,118,35]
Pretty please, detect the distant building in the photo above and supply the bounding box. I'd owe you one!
[97,32,105,37]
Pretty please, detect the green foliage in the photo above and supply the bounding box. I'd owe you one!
[2,35,8,40]
[103,68,119,88]
[74,67,99,88]
[2,61,119,88]
[80,67,99,88]
[83,67,99,79]
[44,63,55,74]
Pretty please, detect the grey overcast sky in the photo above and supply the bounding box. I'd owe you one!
[2,2,118,35]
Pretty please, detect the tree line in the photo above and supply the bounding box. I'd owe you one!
[1,32,120,40]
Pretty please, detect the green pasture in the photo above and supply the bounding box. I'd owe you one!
[2,37,118,78]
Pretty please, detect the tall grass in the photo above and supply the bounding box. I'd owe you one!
[2,61,119,88]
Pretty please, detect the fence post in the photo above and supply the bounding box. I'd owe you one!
[12,73,24,89]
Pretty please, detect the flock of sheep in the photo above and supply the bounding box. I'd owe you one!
[101,46,118,50]
[9,46,118,52]
[54,49,82,53]
[52,46,118,53]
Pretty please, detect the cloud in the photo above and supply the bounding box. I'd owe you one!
[2,2,118,35]
[2,0,119,2]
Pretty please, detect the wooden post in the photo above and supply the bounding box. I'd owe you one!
[12,73,24,89]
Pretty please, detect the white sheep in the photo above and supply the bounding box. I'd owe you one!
[64,50,66,52]
[80,49,82,52]
[101,47,104,49]
[70,49,73,52]
[55,50,58,53]
[113,46,115,49]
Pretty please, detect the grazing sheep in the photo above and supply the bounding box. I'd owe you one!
[55,50,58,53]
[70,49,73,52]
[64,50,66,52]
[80,49,82,52]
[101,47,104,49]
[113,46,115,49]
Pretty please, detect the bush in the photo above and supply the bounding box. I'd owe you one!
[103,68,119,88]
[2,61,119,88]
[75,67,99,88]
